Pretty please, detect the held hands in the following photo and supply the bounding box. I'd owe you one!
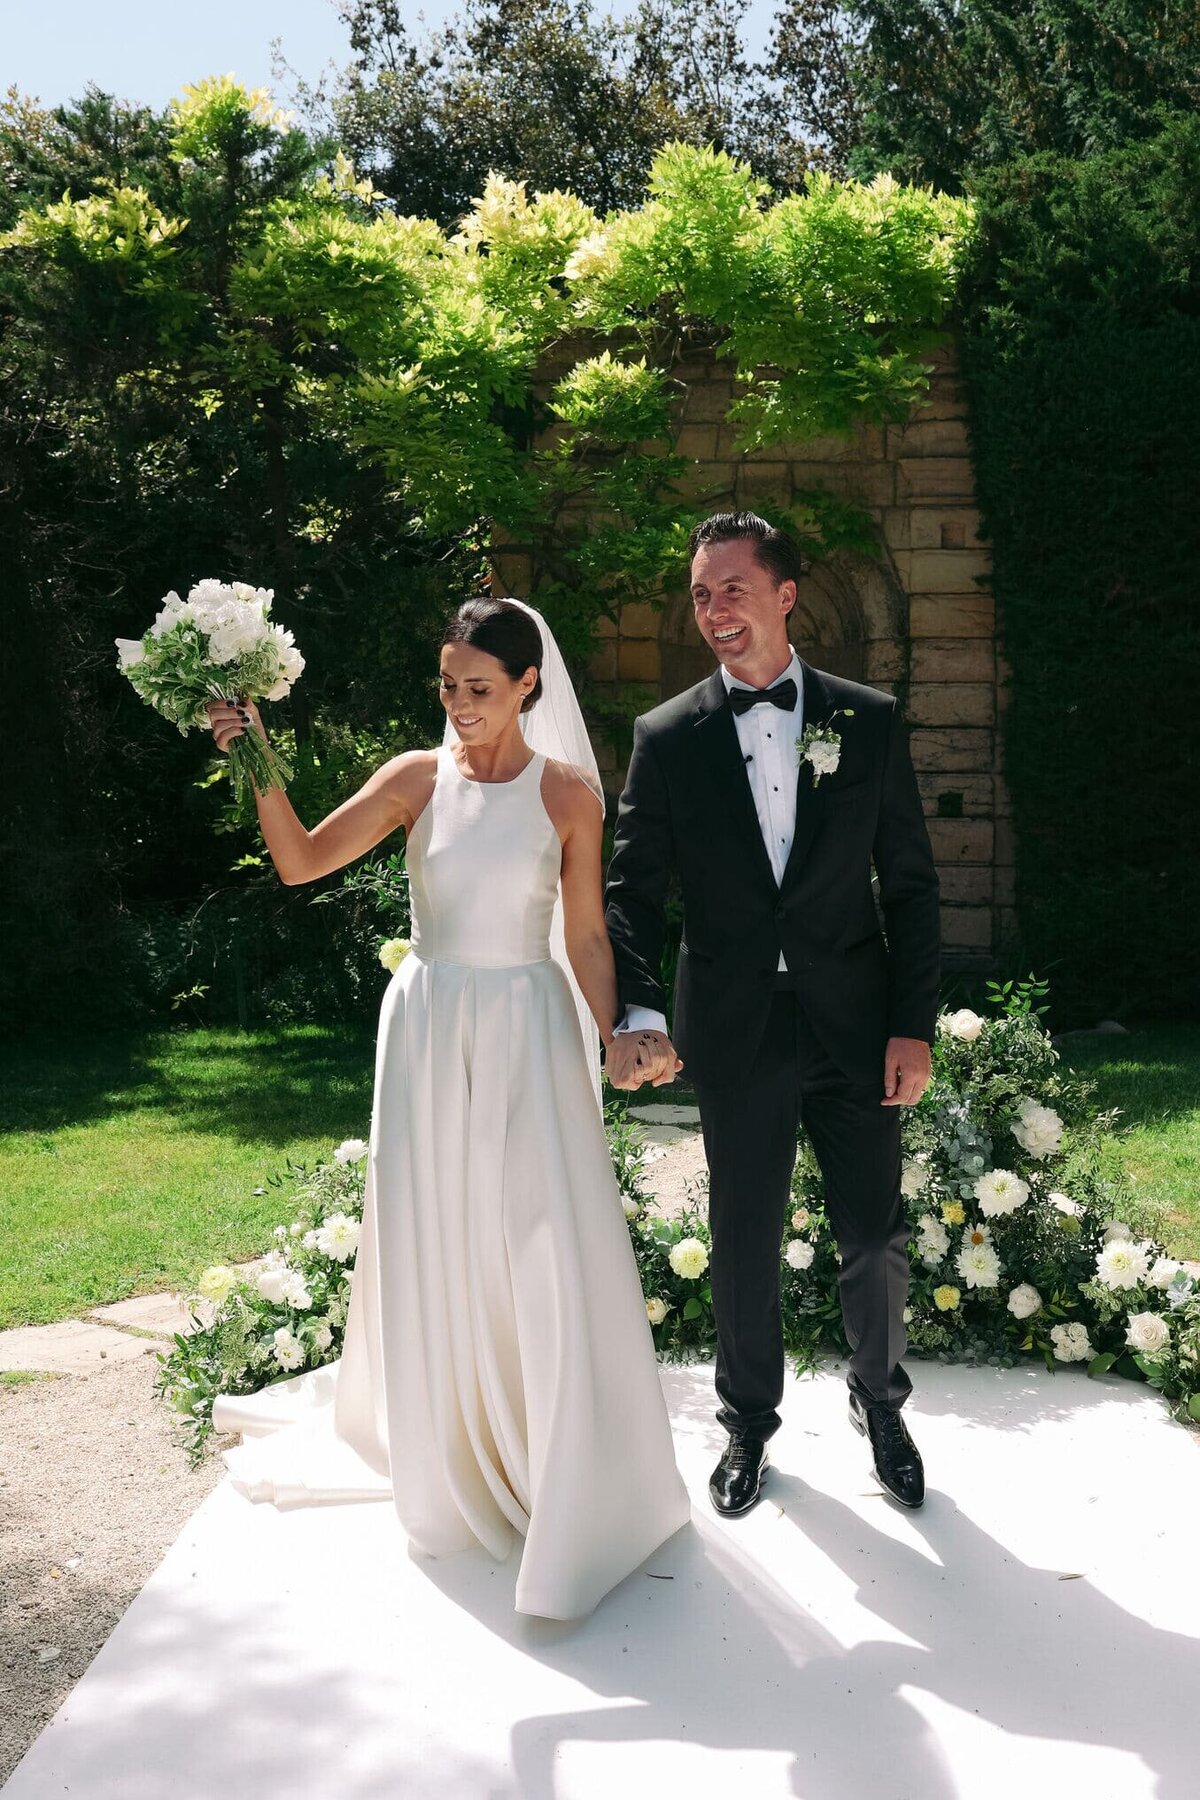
[205,695,267,755]
[604,1030,684,1091]
[881,1035,932,1107]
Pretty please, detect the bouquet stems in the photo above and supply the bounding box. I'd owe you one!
[212,689,294,806]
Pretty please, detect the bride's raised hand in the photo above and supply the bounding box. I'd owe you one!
[205,695,267,755]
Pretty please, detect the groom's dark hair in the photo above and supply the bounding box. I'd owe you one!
[687,511,806,590]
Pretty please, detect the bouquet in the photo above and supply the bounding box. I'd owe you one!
[116,579,304,805]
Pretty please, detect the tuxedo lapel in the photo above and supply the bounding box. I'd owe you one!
[781,660,836,891]
[692,671,777,891]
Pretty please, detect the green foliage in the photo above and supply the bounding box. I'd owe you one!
[957,114,1200,1019]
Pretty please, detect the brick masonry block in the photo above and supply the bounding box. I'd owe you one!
[995,865,1016,906]
[908,728,994,772]
[909,378,970,422]
[675,425,721,459]
[682,384,735,424]
[995,819,1017,867]
[910,595,995,638]
[674,461,737,502]
[617,601,660,639]
[894,549,993,594]
[917,774,994,817]
[940,904,994,949]
[736,461,793,497]
[589,642,617,682]
[791,462,897,508]
[864,641,907,684]
[905,682,996,728]
[618,639,662,682]
[887,417,973,458]
[910,637,995,684]
[927,818,994,863]
[937,866,995,904]
[896,457,977,502]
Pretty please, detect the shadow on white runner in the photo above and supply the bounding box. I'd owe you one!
[5,1360,1199,1800]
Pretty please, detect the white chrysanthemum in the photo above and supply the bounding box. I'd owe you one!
[1007,1283,1042,1320]
[1012,1097,1064,1160]
[1125,1311,1170,1356]
[314,1213,361,1263]
[1103,1220,1132,1243]
[784,1238,815,1272]
[379,939,412,974]
[806,739,841,777]
[646,1297,668,1326]
[281,1271,312,1310]
[901,1158,930,1198]
[333,1139,368,1165]
[312,1323,334,1353]
[256,1265,290,1305]
[197,1264,238,1305]
[940,1008,983,1042]
[1050,1321,1093,1363]
[669,1237,709,1280]
[955,1238,1002,1290]
[272,1327,305,1371]
[916,1214,950,1260]
[1149,1257,1183,1291]
[1095,1238,1152,1292]
[791,1207,811,1231]
[970,1169,1023,1221]
[974,1168,1030,1218]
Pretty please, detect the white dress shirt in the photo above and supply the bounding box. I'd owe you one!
[616,650,804,1040]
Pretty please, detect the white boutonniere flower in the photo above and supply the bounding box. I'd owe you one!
[796,708,854,785]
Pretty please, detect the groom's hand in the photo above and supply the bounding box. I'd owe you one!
[605,1031,682,1090]
[881,1036,932,1107]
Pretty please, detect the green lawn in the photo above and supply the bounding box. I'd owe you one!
[2,1019,1196,1332]
[1,1025,376,1329]
[1056,1023,1200,1261]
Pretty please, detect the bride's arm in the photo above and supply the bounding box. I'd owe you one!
[206,698,435,886]
[545,765,620,1051]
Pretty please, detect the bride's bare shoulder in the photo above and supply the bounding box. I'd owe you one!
[540,757,604,833]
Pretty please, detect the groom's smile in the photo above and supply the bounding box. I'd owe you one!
[690,539,798,688]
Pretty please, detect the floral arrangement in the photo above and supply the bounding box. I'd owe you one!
[159,980,1199,1464]
[116,579,304,804]
[796,707,854,786]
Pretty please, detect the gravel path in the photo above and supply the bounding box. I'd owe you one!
[0,1356,228,1785]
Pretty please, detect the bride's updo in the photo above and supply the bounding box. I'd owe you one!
[443,598,544,713]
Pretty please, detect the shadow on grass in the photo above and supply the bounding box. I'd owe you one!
[0,1024,377,1149]
[1056,1024,1200,1129]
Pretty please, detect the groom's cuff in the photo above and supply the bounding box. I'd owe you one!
[614,1005,670,1038]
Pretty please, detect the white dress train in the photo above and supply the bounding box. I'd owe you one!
[212,747,691,1619]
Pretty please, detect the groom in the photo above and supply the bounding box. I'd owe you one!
[604,511,940,1514]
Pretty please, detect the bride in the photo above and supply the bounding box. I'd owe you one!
[204,596,690,1620]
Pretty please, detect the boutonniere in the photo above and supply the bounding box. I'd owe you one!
[796,708,854,786]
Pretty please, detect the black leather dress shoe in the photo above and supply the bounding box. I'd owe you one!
[709,1433,770,1516]
[849,1393,925,1508]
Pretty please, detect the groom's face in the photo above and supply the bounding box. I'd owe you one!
[690,540,796,683]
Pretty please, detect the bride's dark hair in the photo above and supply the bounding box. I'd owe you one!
[443,598,544,712]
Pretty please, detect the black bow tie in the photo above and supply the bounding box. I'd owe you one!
[728,677,797,717]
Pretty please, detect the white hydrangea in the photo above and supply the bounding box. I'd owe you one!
[1050,1321,1093,1363]
[197,1265,238,1305]
[1011,1097,1064,1160]
[1007,1283,1042,1320]
[1149,1257,1183,1290]
[806,739,841,778]
[955,1238,1002,1290]
[314,1213,361,1263]
[916,1214,950,1262]
[333,1139,368,1165]
[281,1271,313,1310]
[669,1237,709,1280]
[901,1157,930,1198]
[940,1008,983,1041]
[272,1327,305,1371]
[785,1238,815,1272]
[1095,1238,1152,1292]
[645,1297,668,1326]
[1125,1312,1170,1357]
[973,1168,1030,1218]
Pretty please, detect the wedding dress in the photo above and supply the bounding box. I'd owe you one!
[212,742,690,1619]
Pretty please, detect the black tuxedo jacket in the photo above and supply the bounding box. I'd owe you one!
[604,660,941,1090]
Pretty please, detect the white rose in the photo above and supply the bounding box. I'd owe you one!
[973,1168,1030,1218]
[791,1208,810,1231]
[314,1213,361,1263]
[646,1297,668,1326]
[281,1271,312,1310]
[785,1238,815,1272]
[1125,1311,1170,1357]
[806,739,841,778]
[312,1323,334,1353]
[955,1239,1002,1290]
[1050,1321,1093,1363]
[272,1327,305,1371]
[1149,1257,1183,1291]
[669,1237,709,1280]
[333,1139,368,1165]
[943,1008,983,1042]
[901,1158,930,1198]
[1011,1098,1064,1160]
[256,1266,290,1305]
[1095,1238,1152,1292]
[197,1264,238,1305]
[1006,1283,1042,1320]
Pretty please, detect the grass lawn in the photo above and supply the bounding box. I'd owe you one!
[1056,1023,1200,1261]
[1,1025,376,1329]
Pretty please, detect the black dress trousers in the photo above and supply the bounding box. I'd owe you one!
[692,979,913,1440]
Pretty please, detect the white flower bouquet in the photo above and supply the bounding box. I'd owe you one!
[116,579,304,805]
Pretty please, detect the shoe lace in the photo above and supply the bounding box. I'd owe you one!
[725,1436,762,1470]
[871,1407,911,1457]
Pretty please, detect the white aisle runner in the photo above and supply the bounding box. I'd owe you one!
[5,1362,1198,1800]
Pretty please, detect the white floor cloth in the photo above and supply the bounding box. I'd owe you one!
[6,1359,1199,1800]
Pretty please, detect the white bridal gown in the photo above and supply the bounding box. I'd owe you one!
[212,746,690,1619]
